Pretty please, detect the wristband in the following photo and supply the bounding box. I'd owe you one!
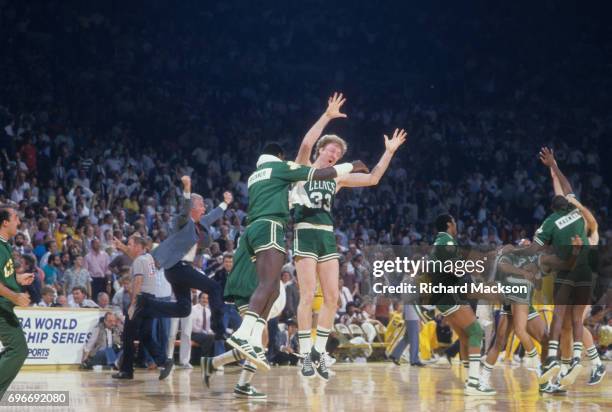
[333,163,354,177]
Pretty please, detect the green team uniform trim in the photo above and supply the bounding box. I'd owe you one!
[436,304,461,317]
[500,304,539,320]
[247,156,314,226]
[0,239,20,314]
[293,227,339,262]
[290,178,339,261]
[224,236,259,304]
[291,179,336,226]
[534,207,591,287]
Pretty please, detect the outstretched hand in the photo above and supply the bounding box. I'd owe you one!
[181,175,192,193]
[384,128,408,153]
[539,147,556,167]
[324,92,347,120]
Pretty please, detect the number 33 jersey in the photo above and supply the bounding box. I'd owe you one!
[290,179,337,226]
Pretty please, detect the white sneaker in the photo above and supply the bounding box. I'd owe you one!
[324,353,336,367]
[178,363,193,369]
[523,356,541,371]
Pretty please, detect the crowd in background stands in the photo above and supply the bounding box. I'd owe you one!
[0,0,611,363]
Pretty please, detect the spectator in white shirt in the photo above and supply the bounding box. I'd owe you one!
[190,292,215,359]
[69,286,99,308]
[338,278,353,315]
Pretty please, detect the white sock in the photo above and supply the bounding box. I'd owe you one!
[526,347,541,366]
[238,361,257,386]
[314,327,330,353]
[213,349,243,369]
[560,358,571,374]
[480,361,493,384]
[234,311,259,340]
[548,340,559,358]
[586,345,602,367]
[468,354,480,386]
[250,318,266,347]
[573,342,583,360]
[298,330,312,355]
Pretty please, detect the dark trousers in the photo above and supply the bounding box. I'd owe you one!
[142,262,224,338]
[121,301,165,374]
[0,312,28,399]
[91,277,107,301]
[189,332,215,363]
[391,320,421,363]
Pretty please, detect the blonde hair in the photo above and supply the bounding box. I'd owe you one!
[314,134,348,160]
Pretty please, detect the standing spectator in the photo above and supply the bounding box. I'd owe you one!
[85,238,111,298]
[389,304,425,367]
[63,256,92,298]
[39,240,57,268]
[42,254,61,287]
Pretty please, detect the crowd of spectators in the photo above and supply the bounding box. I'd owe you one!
[0,1,610,363]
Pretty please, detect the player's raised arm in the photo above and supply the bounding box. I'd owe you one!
[567,195,599,244]
[295,92,347,165]
[539,147,573,195]
[336,128,407,189]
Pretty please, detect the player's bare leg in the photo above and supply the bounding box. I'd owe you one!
[445,306,495,395]
[227,248,284,370]
[295,256,318,378]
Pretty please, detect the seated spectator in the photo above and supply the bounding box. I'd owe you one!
[81,312,122,369]
[97,292,110,309]
[281,270,299,322]
[69,286,99,308]
[52,293,69,307]
[190,292,215,361]
[36,286,56,307]
[271,318,300,366]
[340,302,366,325]
[338,277,353,316]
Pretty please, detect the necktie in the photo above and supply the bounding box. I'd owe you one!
[202,306,207,332]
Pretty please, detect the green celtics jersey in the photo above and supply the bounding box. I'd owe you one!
[431,232,459,261]
[534,207,588,264]
[497,253,538,281]
[0,238,20,313]
[247,155,315,226]
[290,179,336,226]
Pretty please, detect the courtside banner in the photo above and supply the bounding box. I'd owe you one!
[11,307,106,365]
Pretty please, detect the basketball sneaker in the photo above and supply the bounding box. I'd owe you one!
[234,383,267,400]
[301,352,316,379]
[587,364,606,385]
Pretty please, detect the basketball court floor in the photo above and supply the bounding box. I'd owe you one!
[9,361,610,411]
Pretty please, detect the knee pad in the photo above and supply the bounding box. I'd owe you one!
[466,321,484,348]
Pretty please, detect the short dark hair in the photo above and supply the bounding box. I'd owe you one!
[0,206,14,226]
[72,286,87,295]
[262,142,284,158]
[435,214,454,233]
[551,195,569,212]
